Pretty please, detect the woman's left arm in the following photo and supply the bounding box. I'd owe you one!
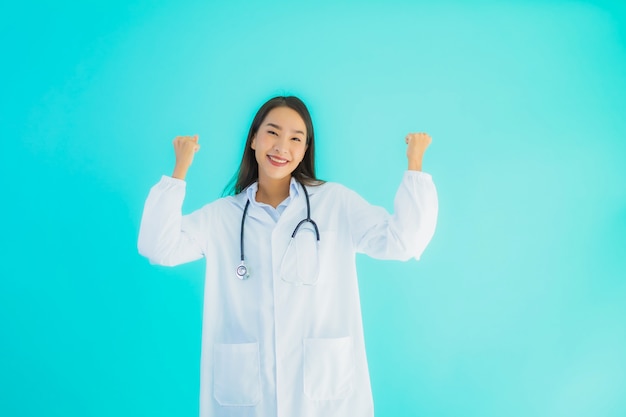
[347,133,438,261]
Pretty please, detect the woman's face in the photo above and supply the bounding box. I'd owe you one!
[251,106,308,185]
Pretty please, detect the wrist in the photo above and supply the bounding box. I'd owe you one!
[408,158,423,171]
[172,165,189,180]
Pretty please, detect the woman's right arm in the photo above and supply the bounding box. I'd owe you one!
[137,135,205,266]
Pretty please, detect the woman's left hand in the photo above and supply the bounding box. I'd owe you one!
[406,132,432,171]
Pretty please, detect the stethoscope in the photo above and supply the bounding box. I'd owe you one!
[236,182,320,280]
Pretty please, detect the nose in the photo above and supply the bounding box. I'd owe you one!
[273,136,289,154]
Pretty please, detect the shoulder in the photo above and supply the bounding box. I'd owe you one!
[188,193,246,219]
[308,180,350,195]
[207,193,246,212]
[307,181,362,203]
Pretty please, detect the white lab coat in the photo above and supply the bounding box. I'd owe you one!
[138,171,438,417]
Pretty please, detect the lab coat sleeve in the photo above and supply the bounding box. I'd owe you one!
[347,170,438,261]
[137,175,206,266]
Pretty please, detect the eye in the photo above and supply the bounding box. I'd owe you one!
[268,130,277,135]
[291,137,302,142]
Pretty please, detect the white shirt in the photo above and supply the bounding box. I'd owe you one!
[138,171,438,417]
[245,177,299,222]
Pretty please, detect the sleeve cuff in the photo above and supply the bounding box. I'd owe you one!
[155,175,187,189]
[404,170,433,182]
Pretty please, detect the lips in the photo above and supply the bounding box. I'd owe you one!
[268,155,289,166]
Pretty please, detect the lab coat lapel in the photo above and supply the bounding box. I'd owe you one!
[270,182,307,271]
[276,182,308,233]
[233,187,272,223]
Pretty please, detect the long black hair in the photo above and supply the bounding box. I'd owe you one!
[226,96,324,195]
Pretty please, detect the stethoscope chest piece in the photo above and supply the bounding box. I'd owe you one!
[236,262,250,280]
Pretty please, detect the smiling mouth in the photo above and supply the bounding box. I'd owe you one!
[268,155,289,166]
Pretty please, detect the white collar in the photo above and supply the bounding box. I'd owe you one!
[245,177,300,208]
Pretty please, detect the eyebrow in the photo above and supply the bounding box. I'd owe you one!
[265,122,305,136]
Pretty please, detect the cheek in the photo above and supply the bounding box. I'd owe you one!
[254,148,264,164]
[295,146,307,163]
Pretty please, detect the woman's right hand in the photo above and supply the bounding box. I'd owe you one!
[172,135,200,180]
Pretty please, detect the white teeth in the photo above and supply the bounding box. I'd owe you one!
[269,156,288,163]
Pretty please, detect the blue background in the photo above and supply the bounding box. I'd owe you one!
[1,0,625,416]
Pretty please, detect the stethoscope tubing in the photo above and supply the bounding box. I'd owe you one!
[237,181,319,280]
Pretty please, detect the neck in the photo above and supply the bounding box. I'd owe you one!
[256,177,291,208]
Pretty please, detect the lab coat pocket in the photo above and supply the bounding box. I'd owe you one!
[213,342,261,406]
[303,336,354,401]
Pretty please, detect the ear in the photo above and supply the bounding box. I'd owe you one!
[251,135,256,150]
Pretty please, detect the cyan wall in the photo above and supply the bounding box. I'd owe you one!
[1,1,625,416]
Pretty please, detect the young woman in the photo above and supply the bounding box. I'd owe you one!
[138,96,438,417]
